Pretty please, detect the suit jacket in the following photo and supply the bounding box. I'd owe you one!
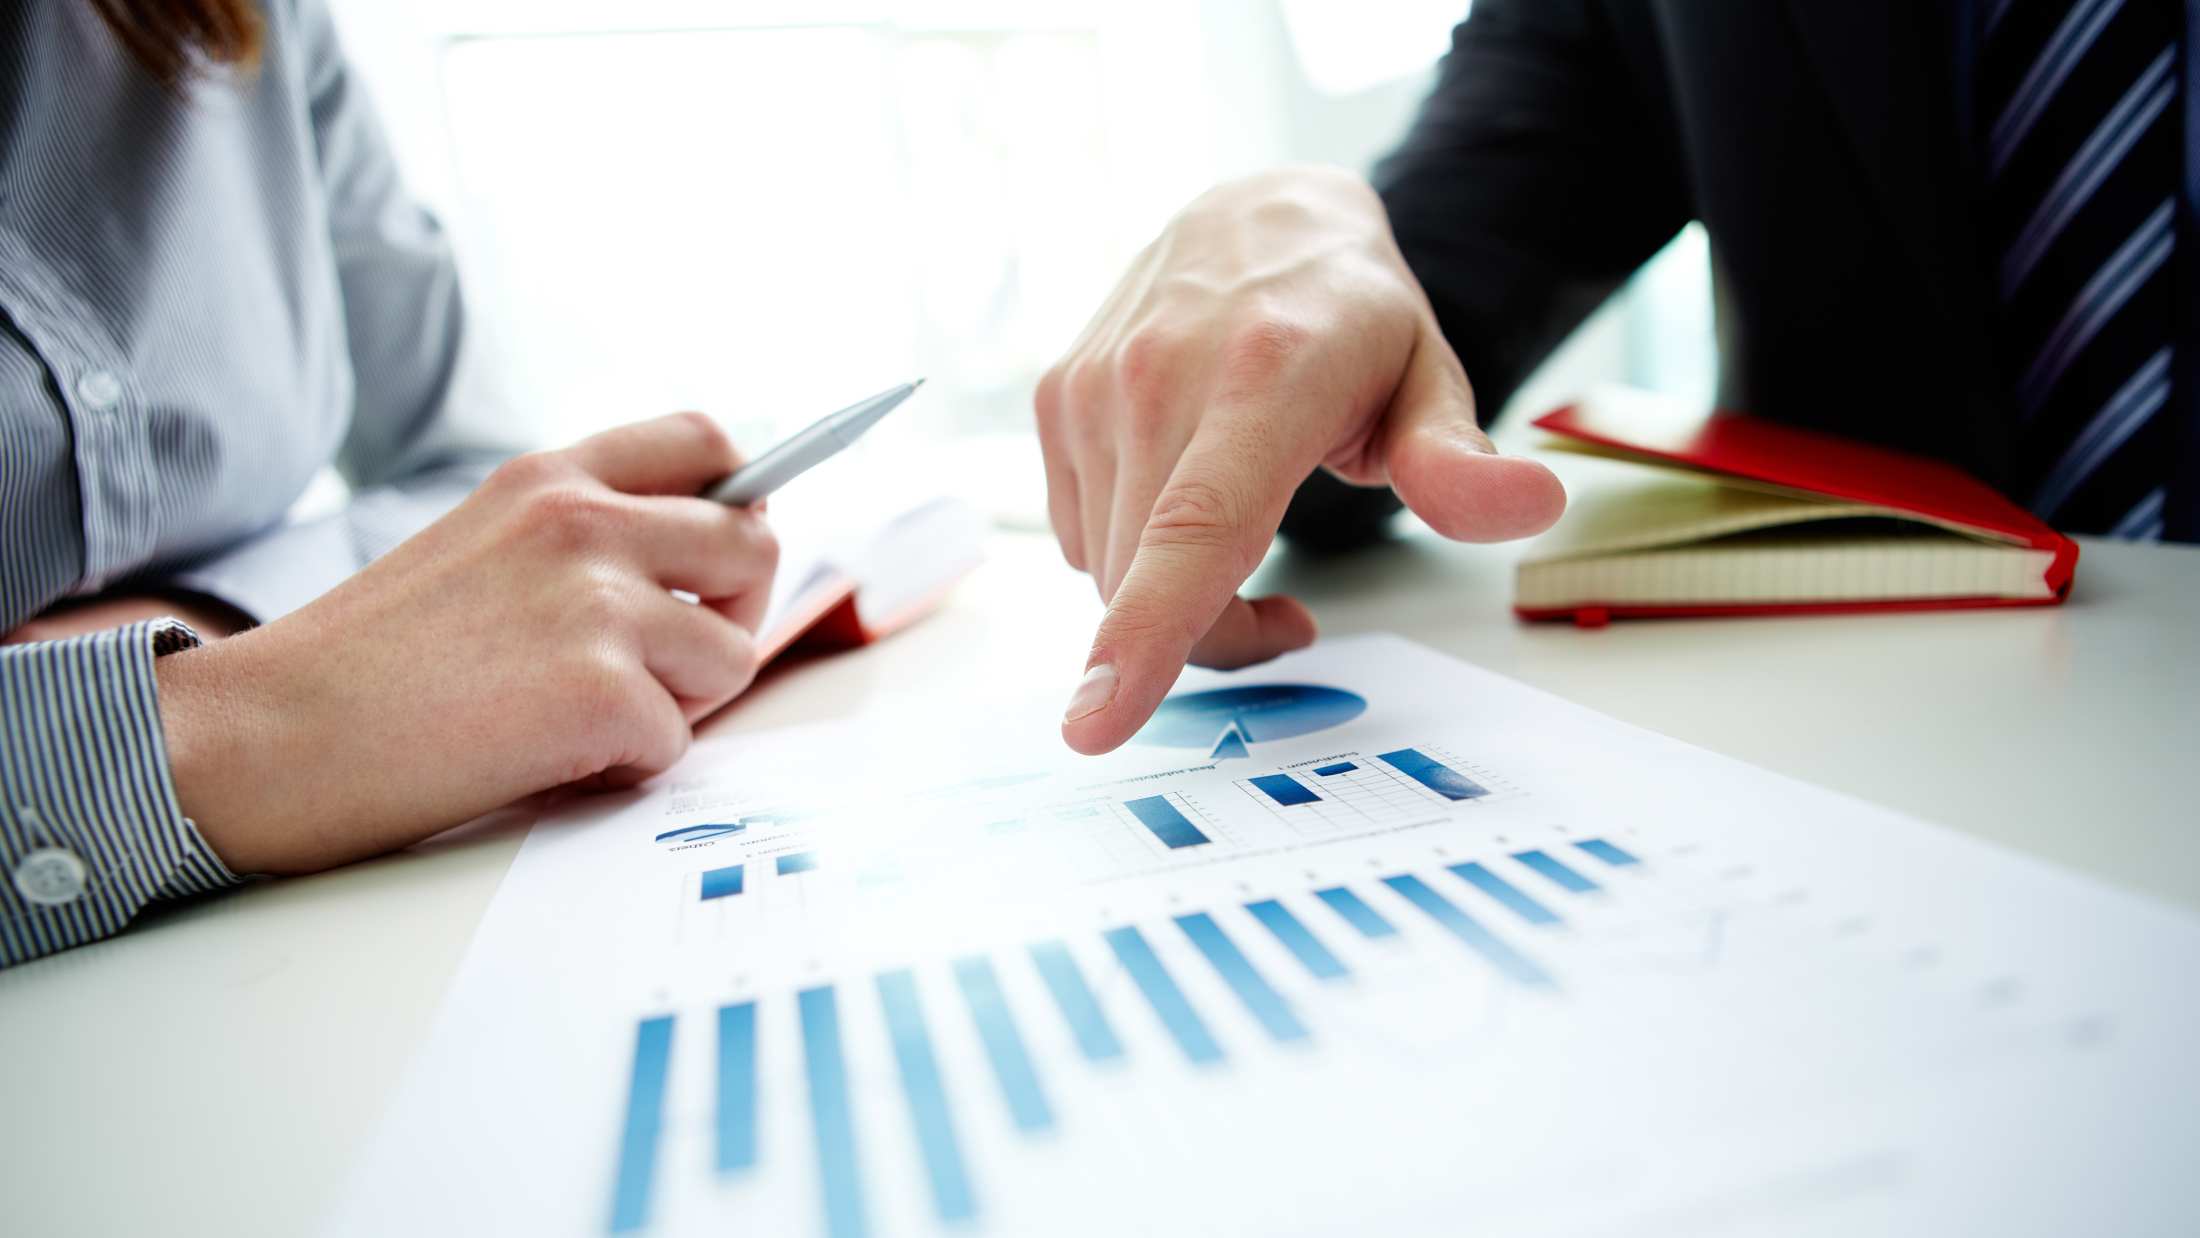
[1284,0,2012,548]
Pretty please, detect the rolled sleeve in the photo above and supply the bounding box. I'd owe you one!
[0,619,240,967]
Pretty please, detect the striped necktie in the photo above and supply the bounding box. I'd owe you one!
[1982,0,2180,541]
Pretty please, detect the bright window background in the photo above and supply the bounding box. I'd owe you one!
[330,0,1714,526]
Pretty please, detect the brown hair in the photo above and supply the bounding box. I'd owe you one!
[88,0,263,86]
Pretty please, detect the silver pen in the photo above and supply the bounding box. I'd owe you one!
[704,379,923,505]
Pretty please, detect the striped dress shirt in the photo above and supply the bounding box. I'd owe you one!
[1,0,515,966]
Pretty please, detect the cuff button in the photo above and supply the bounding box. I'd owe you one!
[14,847,89,907]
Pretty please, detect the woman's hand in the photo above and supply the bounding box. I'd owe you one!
[156,412,779,875]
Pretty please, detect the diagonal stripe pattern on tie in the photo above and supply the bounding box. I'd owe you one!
[1982,0,2180,540]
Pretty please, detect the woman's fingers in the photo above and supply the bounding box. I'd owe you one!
[637,592,763,722]
[567,411,744,496]
[626,496,779,620]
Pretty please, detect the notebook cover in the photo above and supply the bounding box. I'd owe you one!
[1525,397,2080,622]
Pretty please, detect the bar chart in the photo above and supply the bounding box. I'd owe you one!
[607,842,1653,1234]
[340,639,2200,1238]
[1229,745,1500,841]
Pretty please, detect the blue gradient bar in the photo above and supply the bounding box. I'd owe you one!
[716,1002,758,1173]
[874,971,976,1222]
[798,986,869,1238]
[1103,926,1224,1064]
[1312,762,1357,776]
[1448,862,1560,926]
[1027,941,1125,1062]
[608,1015,673,1233]
[1382,875,1554,987]
[778,851,819,875]
[1245,899,1348,980]
[1514,849,1599,893]
[1124,796,1209,849]
[700,864,745,901]
[1314,885,1400,939]
[1248,774,1320,806]
[1377,748,1488,800]
[952,957,1055,1133]
[1576,838,1642,868]
[1176,913,1310,1042]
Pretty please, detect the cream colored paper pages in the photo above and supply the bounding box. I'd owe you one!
[1517,451,2057,611]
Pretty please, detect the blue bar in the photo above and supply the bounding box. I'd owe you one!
[1312,762,1357,776]
[1245,899,1349,980]
[1576,838,1642,868]
[875,972,977,1222]
[798,986,869,1238]
[1448,862,1560,926]
[1377,748,1488,800]
[1314,885,1399,939]
[1176,913,1310,1042]
[1382,875,1554,987]
[716,1002,758,1174]
[1027,941,1125,1062]
[1514,849,1600,893]
[608,1016,673,1233]
[951,957,1055,1133]
[778,851,819,875]
[1125,796,1209,849]
[1103,926,1224,1064]
[700,864,745,901]
[1248,773,1320,806]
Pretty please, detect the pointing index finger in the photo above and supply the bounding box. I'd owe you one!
[1060,418,1317,755]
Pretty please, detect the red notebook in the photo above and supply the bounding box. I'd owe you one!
[1515,388,2079,626]
[757,497,986,660]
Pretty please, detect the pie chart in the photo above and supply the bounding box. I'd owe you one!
[1134,684,1368,759]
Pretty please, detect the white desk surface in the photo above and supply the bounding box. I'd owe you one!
[4,512,2197,1238]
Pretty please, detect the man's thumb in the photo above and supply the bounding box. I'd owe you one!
[1380,333,1567,543]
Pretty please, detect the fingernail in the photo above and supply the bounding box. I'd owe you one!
[1063,663,1117,723]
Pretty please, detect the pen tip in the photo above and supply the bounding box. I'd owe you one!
[910,377,926,390]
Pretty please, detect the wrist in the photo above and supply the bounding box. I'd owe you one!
[154,625,320,874]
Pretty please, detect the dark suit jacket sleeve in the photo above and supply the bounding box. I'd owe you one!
[1282,0,1692,548]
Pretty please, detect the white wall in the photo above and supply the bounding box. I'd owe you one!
[326,0,1714,518]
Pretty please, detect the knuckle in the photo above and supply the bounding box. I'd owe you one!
[523,485,626,552]
[1033,364,1067,425]
[722,625,762,684]
[568,565,636,632]
[746,518,780,568]
[669,409,733,457]
[1219,316,1312,390]
[567,646,642,729]
[487,450,563,495]
[1144,475,1263,575]
[1062,360,1112,421]
[1114,328,1180,405]
[1113,331,1186,441]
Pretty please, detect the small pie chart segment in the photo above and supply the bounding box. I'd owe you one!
[1134,684,1369,758]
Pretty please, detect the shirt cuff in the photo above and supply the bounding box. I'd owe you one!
[0,619,242,967]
